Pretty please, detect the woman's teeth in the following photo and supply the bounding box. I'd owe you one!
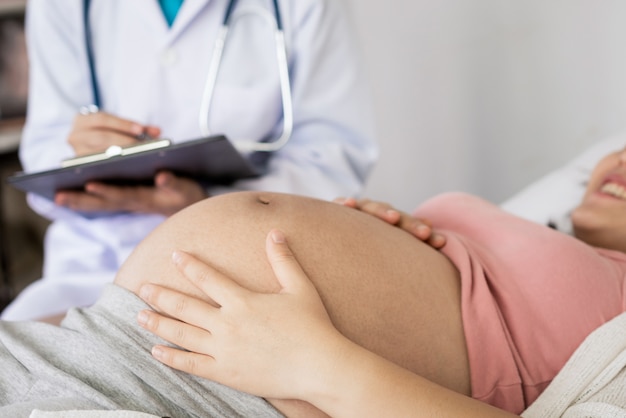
[601,182,626,200]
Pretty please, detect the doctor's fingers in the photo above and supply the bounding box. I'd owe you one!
[67,129,142,156]
[56,183,154,213]
[151,173,208,215]
[154,171,206,196]
[78,180,203,216]
[54,189,127,213]
[73,110,146,136]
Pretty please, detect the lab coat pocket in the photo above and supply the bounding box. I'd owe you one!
[210,81,283,144]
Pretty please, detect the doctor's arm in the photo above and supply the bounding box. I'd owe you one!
[138,231,514,418]
[22,1,164,176]
[21,0,177,218]
[21,0,89,176]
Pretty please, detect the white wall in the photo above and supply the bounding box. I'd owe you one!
[344,0,626,212]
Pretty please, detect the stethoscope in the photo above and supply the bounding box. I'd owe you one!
[82,0,293,153]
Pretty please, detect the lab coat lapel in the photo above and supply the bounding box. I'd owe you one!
[165,0,215,43]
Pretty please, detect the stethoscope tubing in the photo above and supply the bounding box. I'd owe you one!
[225,0,283,29]
[83,0,101,108]
[200,1,293,152]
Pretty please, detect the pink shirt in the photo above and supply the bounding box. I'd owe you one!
[415,193,626,413]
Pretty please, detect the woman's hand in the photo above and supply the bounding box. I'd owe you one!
[335,197,446,248]
[136,230,344,400]
[69,110,161,156]
[54,171,207,216]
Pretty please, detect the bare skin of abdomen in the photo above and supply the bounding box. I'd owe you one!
[115,191,470,417]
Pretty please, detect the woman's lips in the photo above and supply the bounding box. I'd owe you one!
[600,181,626,200]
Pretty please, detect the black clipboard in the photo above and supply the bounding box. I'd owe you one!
[7,135,264,200]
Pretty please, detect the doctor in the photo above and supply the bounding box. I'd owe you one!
[3,0,377,321]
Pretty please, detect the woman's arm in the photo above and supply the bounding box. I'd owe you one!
[138,229,514,418]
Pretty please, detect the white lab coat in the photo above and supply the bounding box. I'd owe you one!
[3,0,377,320]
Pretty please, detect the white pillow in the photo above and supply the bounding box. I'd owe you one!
[501,133,626,234]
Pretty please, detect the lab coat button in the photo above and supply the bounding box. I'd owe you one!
[161,49,178,66]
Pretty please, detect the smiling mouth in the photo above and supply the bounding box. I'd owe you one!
[601,182,626,200]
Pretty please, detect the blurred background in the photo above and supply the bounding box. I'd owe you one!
[0,0,46,304]
[347,0,626,211]
[2,0,626,296]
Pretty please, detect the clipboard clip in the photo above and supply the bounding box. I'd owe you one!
[61,138,172,168]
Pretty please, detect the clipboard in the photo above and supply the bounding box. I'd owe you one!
[7,135,264,200]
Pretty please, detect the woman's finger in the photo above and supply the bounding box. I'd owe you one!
[427,233,447,249]
[150,344,216,380]
[396,215,431,239]
[138,282,219,325]
[356,200,401,224]
[265,230,314,293]
[172,250,248,306]
[333,196,357,208]
[137,307,215,354]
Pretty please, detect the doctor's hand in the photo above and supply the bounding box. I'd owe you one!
[69,110,161,156]
[137,230,343,401]
[335,197,446,249]
[54,171,208,216]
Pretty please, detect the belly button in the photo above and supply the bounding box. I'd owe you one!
[257,195,271,205]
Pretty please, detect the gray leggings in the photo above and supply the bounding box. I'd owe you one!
[0,284,283,418]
